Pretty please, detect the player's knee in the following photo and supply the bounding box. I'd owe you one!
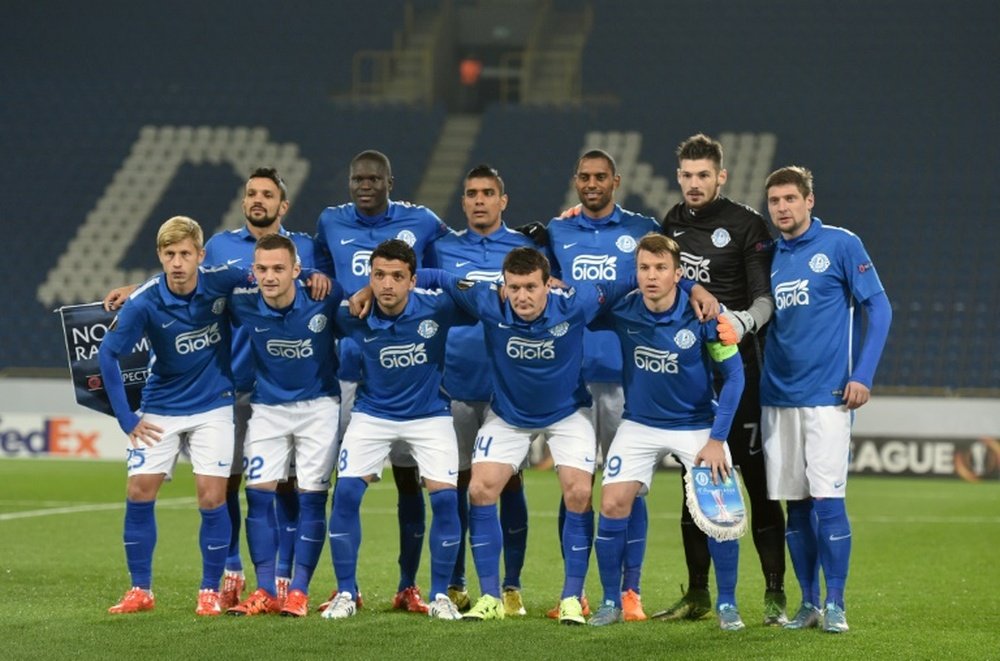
[562,482,593,513]
[333,477,368,512]
[468,479,501,507]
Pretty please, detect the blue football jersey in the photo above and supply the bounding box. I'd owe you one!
[335,288,472,421]
[433,224,543,402]
[99,265,253,433]
[204,225,327,392]
[593,287,744,440]
[761,219,886,407]
[229,281,344,405]
[434,271,632,428]
[547,205,660,383]
[315,200,452,381]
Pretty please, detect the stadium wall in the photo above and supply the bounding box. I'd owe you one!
[1,379,996,482]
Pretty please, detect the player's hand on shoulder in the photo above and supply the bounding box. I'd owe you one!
[128,418,164,448]
[349,286,374,318]
[695,439,730,484]
[547,276,569,290]
[104,284,139,311]
[514,221,550,247]
[306,273,332,300]
[842,381,871,410]
[717,309,754,345]
[558,203,583,219]
[689,284,720,322]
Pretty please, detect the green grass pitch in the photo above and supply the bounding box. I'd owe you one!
[1,459,997,660]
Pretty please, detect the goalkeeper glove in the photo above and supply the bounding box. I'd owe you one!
[514,221,549,247]
[717,309,755,345]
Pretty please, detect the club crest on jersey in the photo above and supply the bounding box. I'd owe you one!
[308,314,328,333]
[211,297,226,315]
[674,329,696,349]
[680,252,711,283]
[379,342,428,368]
[615,235,637,253]
[711,228,731,248]
[775,279,810,309]
[352,250,373,276]
[571,254,617,281]
[506,336,556,360]
[395,229,417,247]
[634,346,679,374]
[267,338,314,359]
[175,323,223,354]
[548,321,569,337]
[809,253,830,273]
[417,319,439,338]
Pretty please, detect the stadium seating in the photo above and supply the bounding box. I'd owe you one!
[2,0,996,392]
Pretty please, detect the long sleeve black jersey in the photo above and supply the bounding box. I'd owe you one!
[662,196,775,363]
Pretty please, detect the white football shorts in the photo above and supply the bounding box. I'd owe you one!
[244,396,340,491]
[126,405,234,479]
[762,405,852,499]
[473,408,597,474]
[602,419,731,495]
[338,412,458,486]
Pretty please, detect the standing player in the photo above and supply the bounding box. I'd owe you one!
[225,234,344,616]
[417,247,635,625]
[321,240,467,622]
[760,166,891,633]
[314,150,451,614]
[99,216,250,616]
[589,233,746,630]
[544,149,660,620]
[433,165,539,616]
[203,167,328,609]
[658,134,788,624]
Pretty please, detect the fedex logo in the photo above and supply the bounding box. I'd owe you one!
[571,254,617,281]
[775,279,810,310]
[352,250,373,277]
[680,252,711,283]
[0,417,100,457]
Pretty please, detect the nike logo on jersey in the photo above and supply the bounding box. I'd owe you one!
[829,533,852,542]
[497,323,511,329]
[363,336,378,342]
[285,526,296,533]
[626,328,642,335]
[226,258,242,265]
[161,320,176,328]
[672,230,686,237]
[254,327,269,333]
[562,242,578,250]
[340,238,356,245]
[455,261,471,268]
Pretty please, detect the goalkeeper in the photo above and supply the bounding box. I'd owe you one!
[657,134,788,626]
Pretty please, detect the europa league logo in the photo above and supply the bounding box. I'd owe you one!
[954,437,1000,482]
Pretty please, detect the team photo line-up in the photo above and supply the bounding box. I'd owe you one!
[97,133,891,632]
